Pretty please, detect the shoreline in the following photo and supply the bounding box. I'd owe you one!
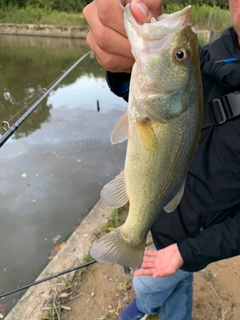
[4,199,113,320]
[0,23,89,38]
[0,23,215,43]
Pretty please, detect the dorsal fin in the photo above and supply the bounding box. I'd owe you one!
[164,180,186,213]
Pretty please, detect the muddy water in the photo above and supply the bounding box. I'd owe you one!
[0,35,127,315]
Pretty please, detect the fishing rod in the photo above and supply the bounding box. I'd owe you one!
[0,259,96,299]
[0,259,131,299]
[0,51,90,148]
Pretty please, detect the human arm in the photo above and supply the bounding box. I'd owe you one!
[178,212,240,272]
[134,211,240,278]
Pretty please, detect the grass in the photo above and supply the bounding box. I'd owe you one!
[203,270,215,282]
[197,32,209,46]
[0,4,86,25]
[103,204,129,233]
[41,269,84,319]
[83,252,93,263]
[0,4,231,31]
[165,4,231,32]
[117,280,131,292]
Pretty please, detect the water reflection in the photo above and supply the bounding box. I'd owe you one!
[0,35,99,139]
[0,35,127,316]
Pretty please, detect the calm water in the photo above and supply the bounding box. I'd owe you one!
[0,35,127,315]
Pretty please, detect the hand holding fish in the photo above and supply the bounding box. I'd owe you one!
[83,0,162,72]
[134,244,184,278]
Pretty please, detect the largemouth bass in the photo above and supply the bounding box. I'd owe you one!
[90,5,203,268]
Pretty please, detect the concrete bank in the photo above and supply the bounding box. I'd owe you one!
[0,24,216,42]
[5,199,112,320]
[0,23,88,38]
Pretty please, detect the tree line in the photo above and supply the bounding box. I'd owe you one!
[164,0,229,8]
[0,0,92,12]
[0,0,229,12]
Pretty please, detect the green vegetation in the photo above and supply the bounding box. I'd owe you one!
[165,4,231,31]
[0,4,86,24]
[148,315,159,320]
[164,0,229,8]
[197,33,208,46]
[83,252,93,263]
[0,0,91,12]
[0,2,231,31]
[203,270,215,282]
[104,204,129,233]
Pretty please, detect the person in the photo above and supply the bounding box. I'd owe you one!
[83,0,240,319]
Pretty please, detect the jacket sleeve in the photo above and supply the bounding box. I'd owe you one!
[106,71,130,102]
[199,44,210,70]
[178,212,240,272]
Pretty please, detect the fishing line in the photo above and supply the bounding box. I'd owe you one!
[1,88,47,133]
[1,84,53,134]
[0,51,90,148]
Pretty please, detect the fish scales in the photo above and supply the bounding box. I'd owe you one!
[123,105,200,237]
[90,5,203,268]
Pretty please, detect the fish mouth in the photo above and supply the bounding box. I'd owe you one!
[155,6,192,25]
[124,4,192,41]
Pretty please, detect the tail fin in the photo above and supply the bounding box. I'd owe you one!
[90,228,145,269]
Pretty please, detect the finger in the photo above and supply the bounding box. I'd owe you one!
[97,53,134,73]
[95,46,134,71]
[87,32,133,72]
[153,270,170,278]
[140,261,155,269]
[84,2,133,59]
[153,272,163,278]
[142,256,156,263]
[85,30,96,52]
[131,0,162,23]
[143,250,158,257]
[153,265,179,278]
[95,0,127,36]
[95,27,132,59]
[134,268,156,276]
[133,0,162,17]
[131,2,151,23]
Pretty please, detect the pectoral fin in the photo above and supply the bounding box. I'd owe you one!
[164,180,186,213]
[110,112,128,145]
[100,171,128,208]
[136,118,158,152]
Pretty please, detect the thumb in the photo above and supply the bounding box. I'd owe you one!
[131,1,162,24]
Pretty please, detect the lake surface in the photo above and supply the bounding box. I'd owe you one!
[0,35,127,315]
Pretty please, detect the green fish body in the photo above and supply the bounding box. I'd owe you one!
[90,5,203,268]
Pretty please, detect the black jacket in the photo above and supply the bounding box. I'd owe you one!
[106,27,240,272]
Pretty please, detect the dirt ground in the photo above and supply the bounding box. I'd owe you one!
[38,208,240,320]
[58,255,240,320]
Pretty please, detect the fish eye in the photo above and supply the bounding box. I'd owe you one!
[174,48,188,63]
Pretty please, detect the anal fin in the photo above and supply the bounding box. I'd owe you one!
[164,180,186,213]
[101,171,128,208]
